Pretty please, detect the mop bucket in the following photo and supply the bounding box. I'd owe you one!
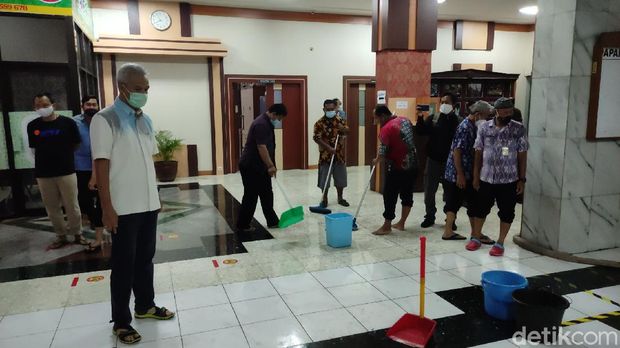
[481,270,528,321]
[513,288,570,340]
[325,213,353,248]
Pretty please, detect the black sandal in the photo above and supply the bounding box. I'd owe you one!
[442,233,467,241]
[113,325,142,345]
[480,235,496,245]
[338,199,350,207]
[85,242,102,253]
[135,306,175,320]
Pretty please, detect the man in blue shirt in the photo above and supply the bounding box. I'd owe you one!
[442,101,494,244]
[74,95,104,252]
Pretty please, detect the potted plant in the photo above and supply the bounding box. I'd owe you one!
[154,130,183,182]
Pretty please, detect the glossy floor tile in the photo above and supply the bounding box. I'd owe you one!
[297,308,366,342]
[281,288,342,315]
[327,282,388,307]
[231,296,293,325]
[4,168,620,348]
[347,300,406,331]
[242,317,312,348]
[183,326,249,348]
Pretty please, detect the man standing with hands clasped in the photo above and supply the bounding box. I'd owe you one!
[469,97,528,257]
[91,63,174,345]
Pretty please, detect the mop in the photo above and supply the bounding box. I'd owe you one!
[309,134,339,215]
[352,165,376,231]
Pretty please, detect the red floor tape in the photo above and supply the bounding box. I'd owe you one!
[212,260,219,268]
[71,277,79,287]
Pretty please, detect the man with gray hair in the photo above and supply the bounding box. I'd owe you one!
[91,63,174,344]
[442,100,495,242]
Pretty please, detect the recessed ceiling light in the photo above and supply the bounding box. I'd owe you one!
[437,0,446,4]
[519,5,538,15]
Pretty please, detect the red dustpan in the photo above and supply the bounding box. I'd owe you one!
[387,236,437,347]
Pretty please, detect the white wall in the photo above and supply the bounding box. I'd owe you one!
[192,15,376,164]
[92,9,535,168]
[432,27,535,113]
[116,55,213,171]
[92,8,129,38]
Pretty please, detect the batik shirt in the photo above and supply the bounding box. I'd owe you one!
[473,119,528,184]
[444,118,477,183]
[379,116,418,171]
[313,115,347,164]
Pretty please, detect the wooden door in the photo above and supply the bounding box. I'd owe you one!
[345,84,360,166]
[364,83,378,165]
[281,83,304,169]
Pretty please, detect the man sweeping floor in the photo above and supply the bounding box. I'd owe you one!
[236,103,288,232]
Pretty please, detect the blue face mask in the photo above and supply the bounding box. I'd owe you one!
[271,119,279,126]
[325,111,337,118]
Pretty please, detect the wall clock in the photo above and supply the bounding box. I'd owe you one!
[150,10,172,31]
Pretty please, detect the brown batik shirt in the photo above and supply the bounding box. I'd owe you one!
[313,115,348,165]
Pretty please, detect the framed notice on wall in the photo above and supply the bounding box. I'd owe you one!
[587,32,620,140]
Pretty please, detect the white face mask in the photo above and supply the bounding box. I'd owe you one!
[476,120,486,128]
[439,104,453,114]
[36,106,54,118]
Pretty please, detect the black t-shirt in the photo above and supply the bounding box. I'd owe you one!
[27,115,81,178]
[239,113,275,172]
[416,112,460,162]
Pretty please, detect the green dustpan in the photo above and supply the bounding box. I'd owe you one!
[279,205,304,228]
[274,178,304,229]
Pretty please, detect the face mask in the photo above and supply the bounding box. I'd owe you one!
[84,109,99,117]
[325,111,337,118]
[123,86,148,109]
[476,120,485,128]
[270,119,279,127]
[439,104,453,114]
[496,116,511,126]
[36,106,54,118]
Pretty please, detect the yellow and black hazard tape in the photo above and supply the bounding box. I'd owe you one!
[585,290,620,307]
[562,311,620,326]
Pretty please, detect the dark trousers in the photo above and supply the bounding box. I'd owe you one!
[76,171,103,228]
[423,158,446,221]
[237,165,279,229]
[111,210,158,327]
[443,180,477,217]
[475,181,518,223]
[383,167,417,220]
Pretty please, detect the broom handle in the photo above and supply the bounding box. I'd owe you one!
[274,178,294,209]
[320,134,340,198]
[420,236,426,319]
[353,165,376,219]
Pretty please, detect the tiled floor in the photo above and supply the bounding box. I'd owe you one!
[0,167,619,348]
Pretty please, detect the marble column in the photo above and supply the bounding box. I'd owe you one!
[522,0,620,253]
[371,0,438,192]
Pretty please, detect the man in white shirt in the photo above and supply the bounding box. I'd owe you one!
[91,63,174,345]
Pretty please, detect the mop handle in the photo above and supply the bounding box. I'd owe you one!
[420,236,426,319]
[353,165,376,219]
[274,178,294,209]
[320,134,340,198]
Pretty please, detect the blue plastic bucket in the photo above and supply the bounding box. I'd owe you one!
[325,213,353,248]
[481,270,528,321]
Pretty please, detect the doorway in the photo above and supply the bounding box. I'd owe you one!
[225,76,308,173]
[343,76,378,166]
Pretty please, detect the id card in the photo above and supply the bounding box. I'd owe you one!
[502,147,509,156]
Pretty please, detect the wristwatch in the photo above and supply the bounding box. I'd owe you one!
[519,177,527,183]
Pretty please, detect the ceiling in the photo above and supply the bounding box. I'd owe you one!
[165,0,539,24]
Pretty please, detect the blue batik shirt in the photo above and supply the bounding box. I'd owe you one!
[444,118,477,183]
